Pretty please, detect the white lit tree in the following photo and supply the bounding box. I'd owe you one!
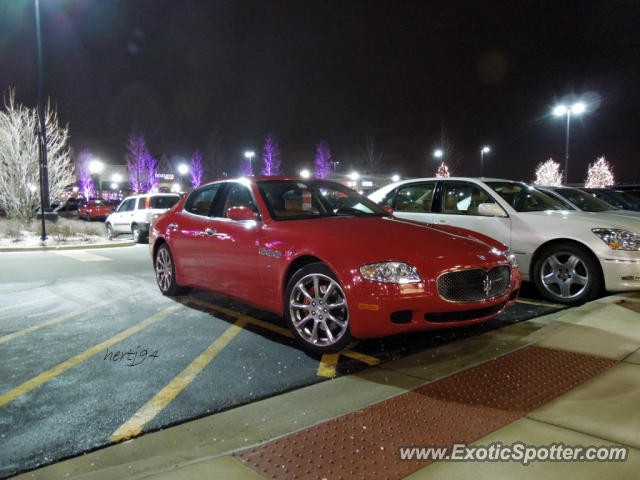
[435,161,450,178]
[0,89,74,220]
[584,156,614,188]
[533,158,563,186]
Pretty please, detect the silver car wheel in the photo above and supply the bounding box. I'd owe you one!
[155,247,173,293]
[540,251,589,299]
[289,273,349,348]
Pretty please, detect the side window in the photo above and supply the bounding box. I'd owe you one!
[117,199,135,212]
[441,182,495,216]
[394,182,436,213]
[184,184,221,216]
[378,189,397,208]
[137,197,146,210]
[222,183,258,218]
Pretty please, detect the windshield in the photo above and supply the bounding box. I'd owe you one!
[257,180,389,220]
[549,187,617,212]
[486,182,566,212]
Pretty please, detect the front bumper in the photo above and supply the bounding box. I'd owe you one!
[345,266,522,339]
[599,250,640,291]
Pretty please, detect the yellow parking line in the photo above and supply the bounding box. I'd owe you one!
[516,299,567,309]
[317,353,340,377]
[0,295,54,313]
[185,297,379,374]
[0,291,140,345]
[0,306,179,408]
[110,318,248,442]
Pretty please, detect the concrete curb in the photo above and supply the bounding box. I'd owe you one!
[0,240,136,252]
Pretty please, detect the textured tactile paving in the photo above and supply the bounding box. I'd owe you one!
[235,346,615,480]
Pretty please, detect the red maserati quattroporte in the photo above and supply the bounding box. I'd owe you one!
[150,177,521,353]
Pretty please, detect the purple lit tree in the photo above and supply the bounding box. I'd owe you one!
[314,140,332,179]
[261,134,281,176]
[125,132,157,193]
[190,150,204,188]
[76,149,95,199]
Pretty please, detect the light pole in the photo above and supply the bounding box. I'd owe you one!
[244,150,255,175]
[34,0,51,240]
[480,146,490,177]
[553,102,586,184]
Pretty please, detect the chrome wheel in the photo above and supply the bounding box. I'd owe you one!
[539,251,589,300]
[132,226,140,243]
[155,247,173,293]
[289,272,349,349]
[106,224,114,240]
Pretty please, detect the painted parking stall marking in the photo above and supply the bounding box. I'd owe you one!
[184,296,380,377]
[110,317,249,442]
[0,305,179,408]
[53,250,112,262]
[0,291,139,345]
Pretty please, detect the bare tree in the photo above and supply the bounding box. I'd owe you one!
[362,135,383,175]
[0,90,74,220]
[426,122,462,175]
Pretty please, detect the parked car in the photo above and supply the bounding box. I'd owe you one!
[582,188,640,211]
[370,177,640,305]
[149,177,521,354]
[106,193,180,243]
[77,199,116,221]
[52,197,81,217]
[536,186,640,219]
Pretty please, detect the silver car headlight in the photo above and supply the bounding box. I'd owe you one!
[592,228,640,251]
[360,262,422,284]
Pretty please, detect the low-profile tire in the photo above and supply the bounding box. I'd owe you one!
[284,262,352,354]
[533,242,603,306]
[106,223,115,240]
[154,243,189,296]
[132,224,146,243]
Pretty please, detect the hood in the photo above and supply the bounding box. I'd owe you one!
[519,210,640,233]
[285,216,509,270]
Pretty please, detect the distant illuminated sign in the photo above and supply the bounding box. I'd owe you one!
[361,180,373,187]
[155,173,175,180]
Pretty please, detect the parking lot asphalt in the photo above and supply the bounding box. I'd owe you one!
[0,245,566,479]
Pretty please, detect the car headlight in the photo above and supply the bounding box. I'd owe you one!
[592,228,640,251]
[360,262,421,284]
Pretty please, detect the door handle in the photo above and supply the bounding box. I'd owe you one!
[168,223,178,230]
[438,219,447,224]
[204,228,216,236]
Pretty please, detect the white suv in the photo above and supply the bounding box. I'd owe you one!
[106,193,180,243]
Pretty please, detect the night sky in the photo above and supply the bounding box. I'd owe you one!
[1,0,639,183]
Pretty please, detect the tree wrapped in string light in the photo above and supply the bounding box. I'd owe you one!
[76,149,95,199]
[314,140,332,179]
[261,134,281,176]
[435,162,450,178]
[584,156,614,188]
[534,158,563,186]
[190,150,204,188]
[126,132,157,193]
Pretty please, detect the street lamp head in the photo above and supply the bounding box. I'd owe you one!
[571,102,586,115]
[391,174,400,182]
[178,164,189,175]
[244,150,255,160]
[299,168,311,179]
[89,159,104,174]
[348,171,360,181]
[553,105,567,117]
[481,146,491,153]
[433,149,443,158]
